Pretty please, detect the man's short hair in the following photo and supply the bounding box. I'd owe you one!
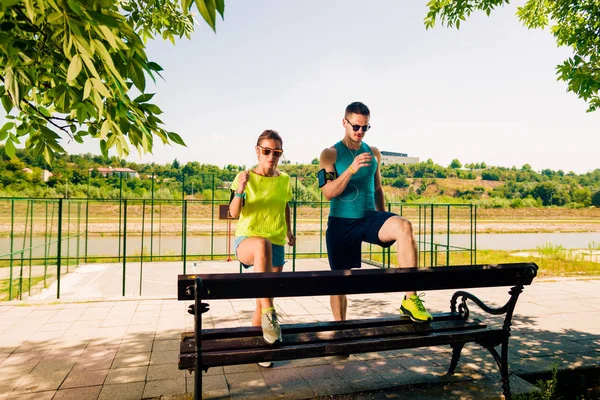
[345,102,370,118]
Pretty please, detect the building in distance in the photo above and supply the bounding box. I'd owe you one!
[380,151,419,166]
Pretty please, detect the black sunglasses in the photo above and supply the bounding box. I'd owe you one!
[345,118,371,132]
[257,145,284,158]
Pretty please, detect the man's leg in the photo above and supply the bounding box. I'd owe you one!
[326,217,360,322]
[378,215,432,322]
[330,294,347,321]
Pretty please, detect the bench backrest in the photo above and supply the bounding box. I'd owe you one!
[178,262,538,301]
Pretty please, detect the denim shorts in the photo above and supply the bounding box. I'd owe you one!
[234,236,286,268]
[326,211,397,270]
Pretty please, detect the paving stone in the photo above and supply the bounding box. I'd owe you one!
[104,366,148,384]
[143,378,186,398]
[53,385,102,400]
[61,369,109,389]
[97,382,144,400]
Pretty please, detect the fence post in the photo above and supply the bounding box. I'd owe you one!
[57,198,63,299]
[85,200,89,262]
[210,174,215,260]
[474,205,477,264]
[28,200,33,295]
[140,199,145,295]
[470,204,473,265]
[447,205,450,266]
[430,204,434,267]
[9,199,14,300]
[150,172,155,261]
[183,200,188,274]
[44,201,49,287]
[122,199,127,296]
[319,192,323,258]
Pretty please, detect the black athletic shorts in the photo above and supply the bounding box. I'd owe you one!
[326,211,397,270]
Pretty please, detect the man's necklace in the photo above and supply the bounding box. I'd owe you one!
[346,142,361,159]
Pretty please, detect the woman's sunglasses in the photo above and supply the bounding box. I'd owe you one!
[345,118,371,132]
[257,145,284,158]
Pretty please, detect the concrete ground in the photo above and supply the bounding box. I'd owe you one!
[1,259,599,399]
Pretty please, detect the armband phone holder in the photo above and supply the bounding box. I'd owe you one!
[317,168,338,188]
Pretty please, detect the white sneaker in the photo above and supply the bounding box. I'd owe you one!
[261,310,282,344]
[258,361,273,368]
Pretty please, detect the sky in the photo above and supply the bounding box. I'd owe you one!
[9,1,600,173]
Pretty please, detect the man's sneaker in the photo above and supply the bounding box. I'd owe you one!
[258,361,273,368]
[261,310,282,344]
[400,294,433,323]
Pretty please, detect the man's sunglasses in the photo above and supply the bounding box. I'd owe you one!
[345,118,371,132]
[257,145,284,158]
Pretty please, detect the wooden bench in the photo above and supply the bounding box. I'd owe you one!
[177,262,538,400]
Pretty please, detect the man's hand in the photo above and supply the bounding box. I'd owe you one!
[349,152,372,174]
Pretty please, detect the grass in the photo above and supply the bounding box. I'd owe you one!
[367,248,600,277]
[0,274,50,301]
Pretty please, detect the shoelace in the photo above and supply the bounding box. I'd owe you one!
[266,312,283,328]
[410,293,427,312]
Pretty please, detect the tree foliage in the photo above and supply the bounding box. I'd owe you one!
[0,0,224,164]
[425,0,600,112]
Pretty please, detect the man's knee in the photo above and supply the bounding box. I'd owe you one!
[385,216,414,238]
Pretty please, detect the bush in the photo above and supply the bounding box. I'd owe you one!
[592,190,600,207]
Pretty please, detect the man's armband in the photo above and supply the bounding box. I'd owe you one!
[317,168,338,188]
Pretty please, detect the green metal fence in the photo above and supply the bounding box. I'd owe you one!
[0,197,476,301]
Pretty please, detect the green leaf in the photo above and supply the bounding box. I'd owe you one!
[83,79,92,100]
[134,93,155,103]
[98,25,121,49]
[24,0,35,22]
[167,131,186,146]
[0,130,8,141]
[216,0,225,18]
[4,137,16,158]
[91,78,111,98]
[1,95,12,113]
[196,0,217,32]
[2,122,15,132]
[67,54,82,83]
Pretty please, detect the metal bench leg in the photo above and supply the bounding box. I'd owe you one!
[482,342,511,400]
[447,342,465,375]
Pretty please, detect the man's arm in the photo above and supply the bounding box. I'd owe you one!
[371,147,385,212]
[319,147,354,200]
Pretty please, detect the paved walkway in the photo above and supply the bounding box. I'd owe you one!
[1,259,599,399]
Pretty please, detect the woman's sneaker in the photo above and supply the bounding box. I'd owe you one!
[258,361,273,368]
[261,309,282,344]
[400,294,433,322]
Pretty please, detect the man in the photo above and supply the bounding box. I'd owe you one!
[318,101,432,322]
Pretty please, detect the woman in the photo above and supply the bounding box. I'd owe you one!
[229,129,295,366]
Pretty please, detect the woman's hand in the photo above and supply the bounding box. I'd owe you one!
[237,170,250,193]
[286,230,296,246]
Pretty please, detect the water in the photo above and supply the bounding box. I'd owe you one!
[1,232,599,259]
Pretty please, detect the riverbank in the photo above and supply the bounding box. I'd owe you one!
[1,206,599,236]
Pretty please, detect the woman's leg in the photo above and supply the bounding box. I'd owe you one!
[252,264,283,327]
[237,237,274,313]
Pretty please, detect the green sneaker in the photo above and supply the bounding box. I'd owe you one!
[261,310,282,344]
[400,294,433,323]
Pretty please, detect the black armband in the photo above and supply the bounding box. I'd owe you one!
[317,168,338,188]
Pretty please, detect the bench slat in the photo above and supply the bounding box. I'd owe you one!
[179,327,503,369]
[190,312,462,341]
[178,263,538,300]
[183,319,486,353]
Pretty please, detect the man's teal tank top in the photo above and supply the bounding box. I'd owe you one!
[330,141,377,218]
